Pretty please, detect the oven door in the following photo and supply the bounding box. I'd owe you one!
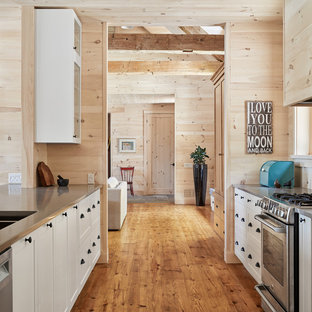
[255,214,293,312]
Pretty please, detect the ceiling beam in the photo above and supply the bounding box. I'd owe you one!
[143,26,172,34]
[179,26,208,34]
[108,61,220,75]
[212,54,224,62]
[108,34,224,51]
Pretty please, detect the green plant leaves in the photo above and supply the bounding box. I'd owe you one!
[190,145,209,164]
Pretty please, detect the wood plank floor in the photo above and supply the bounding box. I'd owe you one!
[72,203,263,312]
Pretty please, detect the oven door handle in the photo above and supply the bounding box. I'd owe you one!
[254,214,286,233]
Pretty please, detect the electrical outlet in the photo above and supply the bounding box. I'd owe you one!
[8,173,22,184]
[88,173,95,184]
[184,163,193,168]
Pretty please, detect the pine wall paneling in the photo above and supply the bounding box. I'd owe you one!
[0,7,22,185]
[224,21,288,262]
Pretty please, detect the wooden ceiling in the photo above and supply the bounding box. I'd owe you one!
[3,0,283,25]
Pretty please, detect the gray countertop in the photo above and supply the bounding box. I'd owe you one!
[233,184,312,219]
[0,184,102,253]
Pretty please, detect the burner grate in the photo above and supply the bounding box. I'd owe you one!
[273,192,312,206]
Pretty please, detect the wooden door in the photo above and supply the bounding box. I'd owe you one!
[144,113,174,195]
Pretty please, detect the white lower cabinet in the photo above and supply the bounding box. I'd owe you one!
[299,213,312,312]
[12,234,35,312]
[12,189,101,312]
[34,223,54,312]
[234,188,262,283]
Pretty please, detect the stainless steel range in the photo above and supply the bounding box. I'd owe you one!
[255,192,302,312]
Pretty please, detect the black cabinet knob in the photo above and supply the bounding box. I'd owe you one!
[216,205,219,208]
[248,222,252,227]
[92,242,96,247]
[235,213,239,218]
[92,204,96,209]
[241,218,245,222]
[256,228,261,233]
[62,212,67,217]
[47,222,53,228]
[80,213,85,219]
[216,223,219,227]
[87,208,91,213]
[255,202,258,206]
[247,199,251,202]
[241,247,245,252]
[240,196,244,199]
[300,218,306,223]
[97,234,100,240]
[25,237,32,244]
[235,193,238,196]
[88,249,92,254]
[97,200,100,204]
[80,259,85,265]
[73,205,78,209]
[73,134,77,138]
[248,254,252,259]
[255,262,260,268]
[235,241,239,245]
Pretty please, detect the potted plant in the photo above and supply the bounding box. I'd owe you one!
[190,146,209,206]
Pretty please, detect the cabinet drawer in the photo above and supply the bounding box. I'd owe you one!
[90,226,101,266]
[246,246,261,283]
[214,193,224,218]
[78,238,91,288]
[214,213,224,239]
[234,189,246,206]
[90,190,100,226]
[78,197,91,241]
[235,239,247,264]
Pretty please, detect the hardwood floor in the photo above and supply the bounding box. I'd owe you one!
[72,204,263,312]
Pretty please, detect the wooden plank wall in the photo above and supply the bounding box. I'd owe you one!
[0,7,22,184]
[47,22,109,262]
[108,101,174,195]
[224,21,289,262]
[108,74,215,204]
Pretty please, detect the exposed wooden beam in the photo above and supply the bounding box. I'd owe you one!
[165,26,185,34]
[179,26,208,34]
[212,54,224,62]
[108,34,224,51]
[143,26,172,34]
[108,61,220,75]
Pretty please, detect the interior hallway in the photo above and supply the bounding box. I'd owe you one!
[72,204,262,312]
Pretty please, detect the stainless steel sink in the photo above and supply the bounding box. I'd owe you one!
[0,211,37,230]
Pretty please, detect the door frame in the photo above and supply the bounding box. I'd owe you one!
[143,110,175,195]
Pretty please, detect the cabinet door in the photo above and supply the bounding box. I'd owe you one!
[34,223,54,312]
[53,213,68,312]
[67,205,79,308]
[299,214,312,312]
[12,235,35,312]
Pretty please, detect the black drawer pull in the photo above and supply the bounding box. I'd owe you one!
[235,213,239,218]
[248,222,252,227]
[73,46,77,50]
[248,254,252,259]
[240,196,244,199]
[255,202,258,206]
[216,223,219,227]
[25,237,32,244]
[255,262,260,268]
[92,242,96,247]
[80,213,85,219]
[300,218,306,223]
[241,247,245,252]
[235,241,239,245]
[216,205,219,208]
[80,259,85,265]
[88,249,92,254]
[256,228,261,233]
[62,212,67,217]
[47,222,53,228]
[247,199,251,202]
[97,234,100,239]
[73,205,78,209]
[97,200,100,204]
[87,208,91,213]
[241,218,245,222]
[235,193,238,196]
[92,204,96,209]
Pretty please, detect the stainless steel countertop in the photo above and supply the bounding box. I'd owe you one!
[0,184,102,253]
[233,184,312,219]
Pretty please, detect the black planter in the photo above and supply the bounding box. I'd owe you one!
[193,164,207,206]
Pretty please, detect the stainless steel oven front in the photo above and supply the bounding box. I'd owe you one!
[255,213,295,312]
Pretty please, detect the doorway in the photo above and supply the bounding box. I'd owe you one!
[144,112,175,195]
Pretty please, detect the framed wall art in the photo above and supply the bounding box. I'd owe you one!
[119,138,136,153]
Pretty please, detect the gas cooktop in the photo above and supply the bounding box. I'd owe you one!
[272,192,312,206]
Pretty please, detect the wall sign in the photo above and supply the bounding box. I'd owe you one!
[246,101,273,154]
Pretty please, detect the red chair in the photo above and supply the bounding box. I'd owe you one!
[120,167,135,196]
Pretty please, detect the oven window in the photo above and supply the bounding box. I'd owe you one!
[263,229,284,286]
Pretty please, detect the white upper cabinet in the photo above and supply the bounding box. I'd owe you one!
[284,0,312,106]
[35,9,81,143]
